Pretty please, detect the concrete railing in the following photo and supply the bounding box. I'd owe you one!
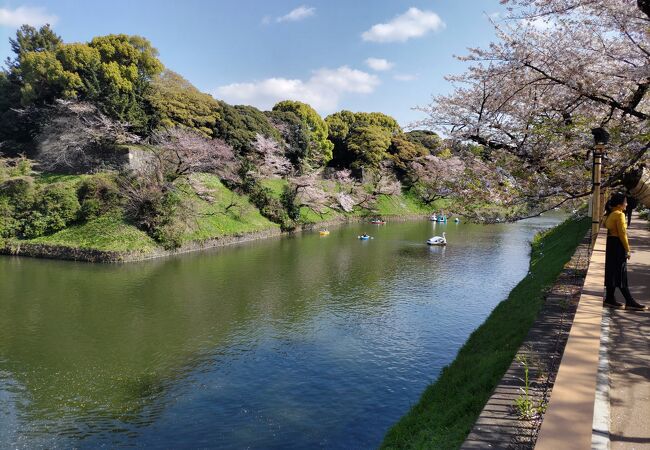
[535,229,606,449]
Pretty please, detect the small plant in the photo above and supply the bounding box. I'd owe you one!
[514,354,546,419]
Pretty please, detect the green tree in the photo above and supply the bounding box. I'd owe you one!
[88,34,164,130]
[267,110,310,168]
[56,43,102,99]
[388,135,428,175]
[146,70,221,137]
[214,102,281,154]
[18,50,82,104]
[272,100,333,168]
[325,110,401,171]
[8,24,62,64]
[404,130,441,154]
[347,125,392,172]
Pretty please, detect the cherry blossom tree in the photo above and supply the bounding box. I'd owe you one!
[36,100,140,172]
[146,127,240,184]
[250,133,292,177]
[417,0,649,213]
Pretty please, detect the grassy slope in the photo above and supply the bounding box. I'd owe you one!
[21,175,440,253]
[27,174,277,252]
[29,213,159,253]
[261,178,443,224]
[181,173,278,242]
[380,216,590,450]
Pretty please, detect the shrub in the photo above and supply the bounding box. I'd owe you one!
[119,173,189,249]
[0,196,19,238]
[0,176,34,200]
[77,175,122,220]
[21,183,80,238]
[246,180,295,230]
[281,185,301,221]
[9,156,32,177]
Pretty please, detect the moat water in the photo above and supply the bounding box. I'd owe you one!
[0,215,564,449]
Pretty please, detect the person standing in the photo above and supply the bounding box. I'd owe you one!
[603,192,646,310]
[625,194,638,226]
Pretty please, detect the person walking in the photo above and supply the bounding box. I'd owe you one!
[603,192,646,310]
[625,194,638,226]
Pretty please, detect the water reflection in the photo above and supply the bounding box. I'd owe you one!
[0,216,563,449]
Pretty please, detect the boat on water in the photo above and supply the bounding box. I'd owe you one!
[370,219,386,225]
[358,234,372,240]
[319,230,330,236]
[454,218,460,223]
[429,214,438,221]
[427,232,447,246]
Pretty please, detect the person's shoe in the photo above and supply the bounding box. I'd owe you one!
[625,301,647,311]
[603,298,624,309]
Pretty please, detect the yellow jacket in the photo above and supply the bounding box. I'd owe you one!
[605,210,630,253]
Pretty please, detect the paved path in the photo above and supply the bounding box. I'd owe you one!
[608,215,650,449]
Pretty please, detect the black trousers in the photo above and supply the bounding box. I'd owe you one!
[604,236,634,303]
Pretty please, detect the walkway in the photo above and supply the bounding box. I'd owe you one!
[607,215,650,449]
[536,213,650,449]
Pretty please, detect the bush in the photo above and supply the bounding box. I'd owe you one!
[0,176,34,200]
[77,175,122,220]
[21,183,80,238]
[10,157,32,177]
[247,181,296,230]
[0,196,19,238]
[120,173,189,249]
[281,185,301,221]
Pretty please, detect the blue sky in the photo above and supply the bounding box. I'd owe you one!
[0,1,507,126]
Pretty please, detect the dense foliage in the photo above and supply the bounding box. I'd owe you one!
[325,111,404,173]
[146,70,221,137]
[1,25,164,137]
[272,100,334,169]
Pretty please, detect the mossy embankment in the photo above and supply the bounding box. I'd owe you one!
[380,216,590,449]
[1,172,441,262]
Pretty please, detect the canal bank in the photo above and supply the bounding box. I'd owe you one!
[381,216,590,449]
[0,213,432,262]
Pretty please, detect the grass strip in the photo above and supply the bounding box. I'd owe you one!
[380,216,590,450]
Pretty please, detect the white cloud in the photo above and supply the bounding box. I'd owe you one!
[362,7,445,43]
[365,57,394,71]
[393,73,418,82]
[214,66,380,112]
[0,6,58,27]
[276,5,315,23]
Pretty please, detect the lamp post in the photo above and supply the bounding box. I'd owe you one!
[591,127,609,243]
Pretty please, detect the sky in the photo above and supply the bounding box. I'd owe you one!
[0,1,508,126]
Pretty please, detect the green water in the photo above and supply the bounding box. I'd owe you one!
[0,216,563,449]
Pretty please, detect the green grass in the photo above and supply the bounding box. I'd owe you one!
[260,178,288,198]
[24,173,277,253]
[373,194,441,216]
[27,213,158,253]
[34,173,86,186]
[179,173,278,242]
[16,172,514,255]
[380,216,590,450]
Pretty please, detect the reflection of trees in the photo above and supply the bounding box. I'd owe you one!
[0,218,559,442]
[0,228,417,438]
